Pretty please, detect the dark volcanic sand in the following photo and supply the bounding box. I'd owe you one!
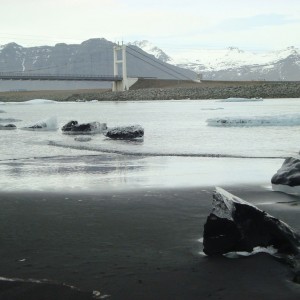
[0,186,300,299]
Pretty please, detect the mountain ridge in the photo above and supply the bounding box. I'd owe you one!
[1,38,300,81]
[131,40,300,81]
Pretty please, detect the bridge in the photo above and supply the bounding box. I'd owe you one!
[0,73,123,82]
[0,45,138,92]
[0,44,196,92]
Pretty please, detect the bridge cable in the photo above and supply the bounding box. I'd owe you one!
[127,46,195,81]
[126,50,183,80]
[126,50,182,80]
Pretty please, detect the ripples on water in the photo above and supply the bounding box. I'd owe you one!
[0,99,299,190]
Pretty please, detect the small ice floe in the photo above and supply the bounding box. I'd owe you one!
[23,99,57,104]
[62,120,107,134]
[203,187,300,258]
[74,136,92,142]
[200,107,224,111]
[207,114,300,127]
[0,124,17,130]
[21,116,58,131]
[17,258,26,262]
[219,97,263,102]
[0,118,21,123]
[224,246,278,258]
[93,290,111,299]
[104,125,144,140]
[271,157,300,195]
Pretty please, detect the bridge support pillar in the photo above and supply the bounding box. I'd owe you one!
[112,44,129,92]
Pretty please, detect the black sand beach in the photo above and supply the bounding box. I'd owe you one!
[1,186,300,299]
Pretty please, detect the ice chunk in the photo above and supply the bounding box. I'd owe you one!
[23,99,57,104]
[207,114,300,127]
[21,116,58,131]
[219,97,263,102]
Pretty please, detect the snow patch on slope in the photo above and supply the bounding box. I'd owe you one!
[132,40,300,75]
[128,40,173,63]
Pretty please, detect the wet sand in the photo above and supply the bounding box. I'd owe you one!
[0,186,300,299]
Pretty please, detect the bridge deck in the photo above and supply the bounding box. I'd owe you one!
[0,73,123,81]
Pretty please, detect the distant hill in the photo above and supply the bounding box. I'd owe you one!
[0,38,196,81]
[133,41,300,81]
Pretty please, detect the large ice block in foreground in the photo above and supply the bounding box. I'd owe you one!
[203,187,300,257]
[61,120,107,134]
[104,125,144,140]
[271,157,300,195]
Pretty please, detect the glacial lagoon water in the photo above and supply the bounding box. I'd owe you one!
[0,98,300,191]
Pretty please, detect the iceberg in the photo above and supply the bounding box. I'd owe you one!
[219,97,263,102]
[21,116,58,131]
[207,114,300,127]
[23,99,58,104]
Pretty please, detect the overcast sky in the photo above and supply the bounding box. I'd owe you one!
[1,0,300,55]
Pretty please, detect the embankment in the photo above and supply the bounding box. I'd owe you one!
[1,80,300,102]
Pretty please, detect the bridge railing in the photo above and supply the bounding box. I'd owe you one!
[0,72,123,81]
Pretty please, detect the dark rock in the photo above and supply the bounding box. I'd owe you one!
[0,124,16,130]
[61,120,107,134]
[104,125,144,139]
[61,120,79,131]
[203,187,300,256]
[271,157,300,187]
[28,124,45,129]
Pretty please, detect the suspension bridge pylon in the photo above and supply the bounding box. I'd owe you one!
[113,44,135,92]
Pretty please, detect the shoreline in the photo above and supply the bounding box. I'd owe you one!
[1,185,300,299]
[0,81,300,102]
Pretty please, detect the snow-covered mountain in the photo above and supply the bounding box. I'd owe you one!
[1,38,299,82]
[128,40,173,63]
[133,41,300,81]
